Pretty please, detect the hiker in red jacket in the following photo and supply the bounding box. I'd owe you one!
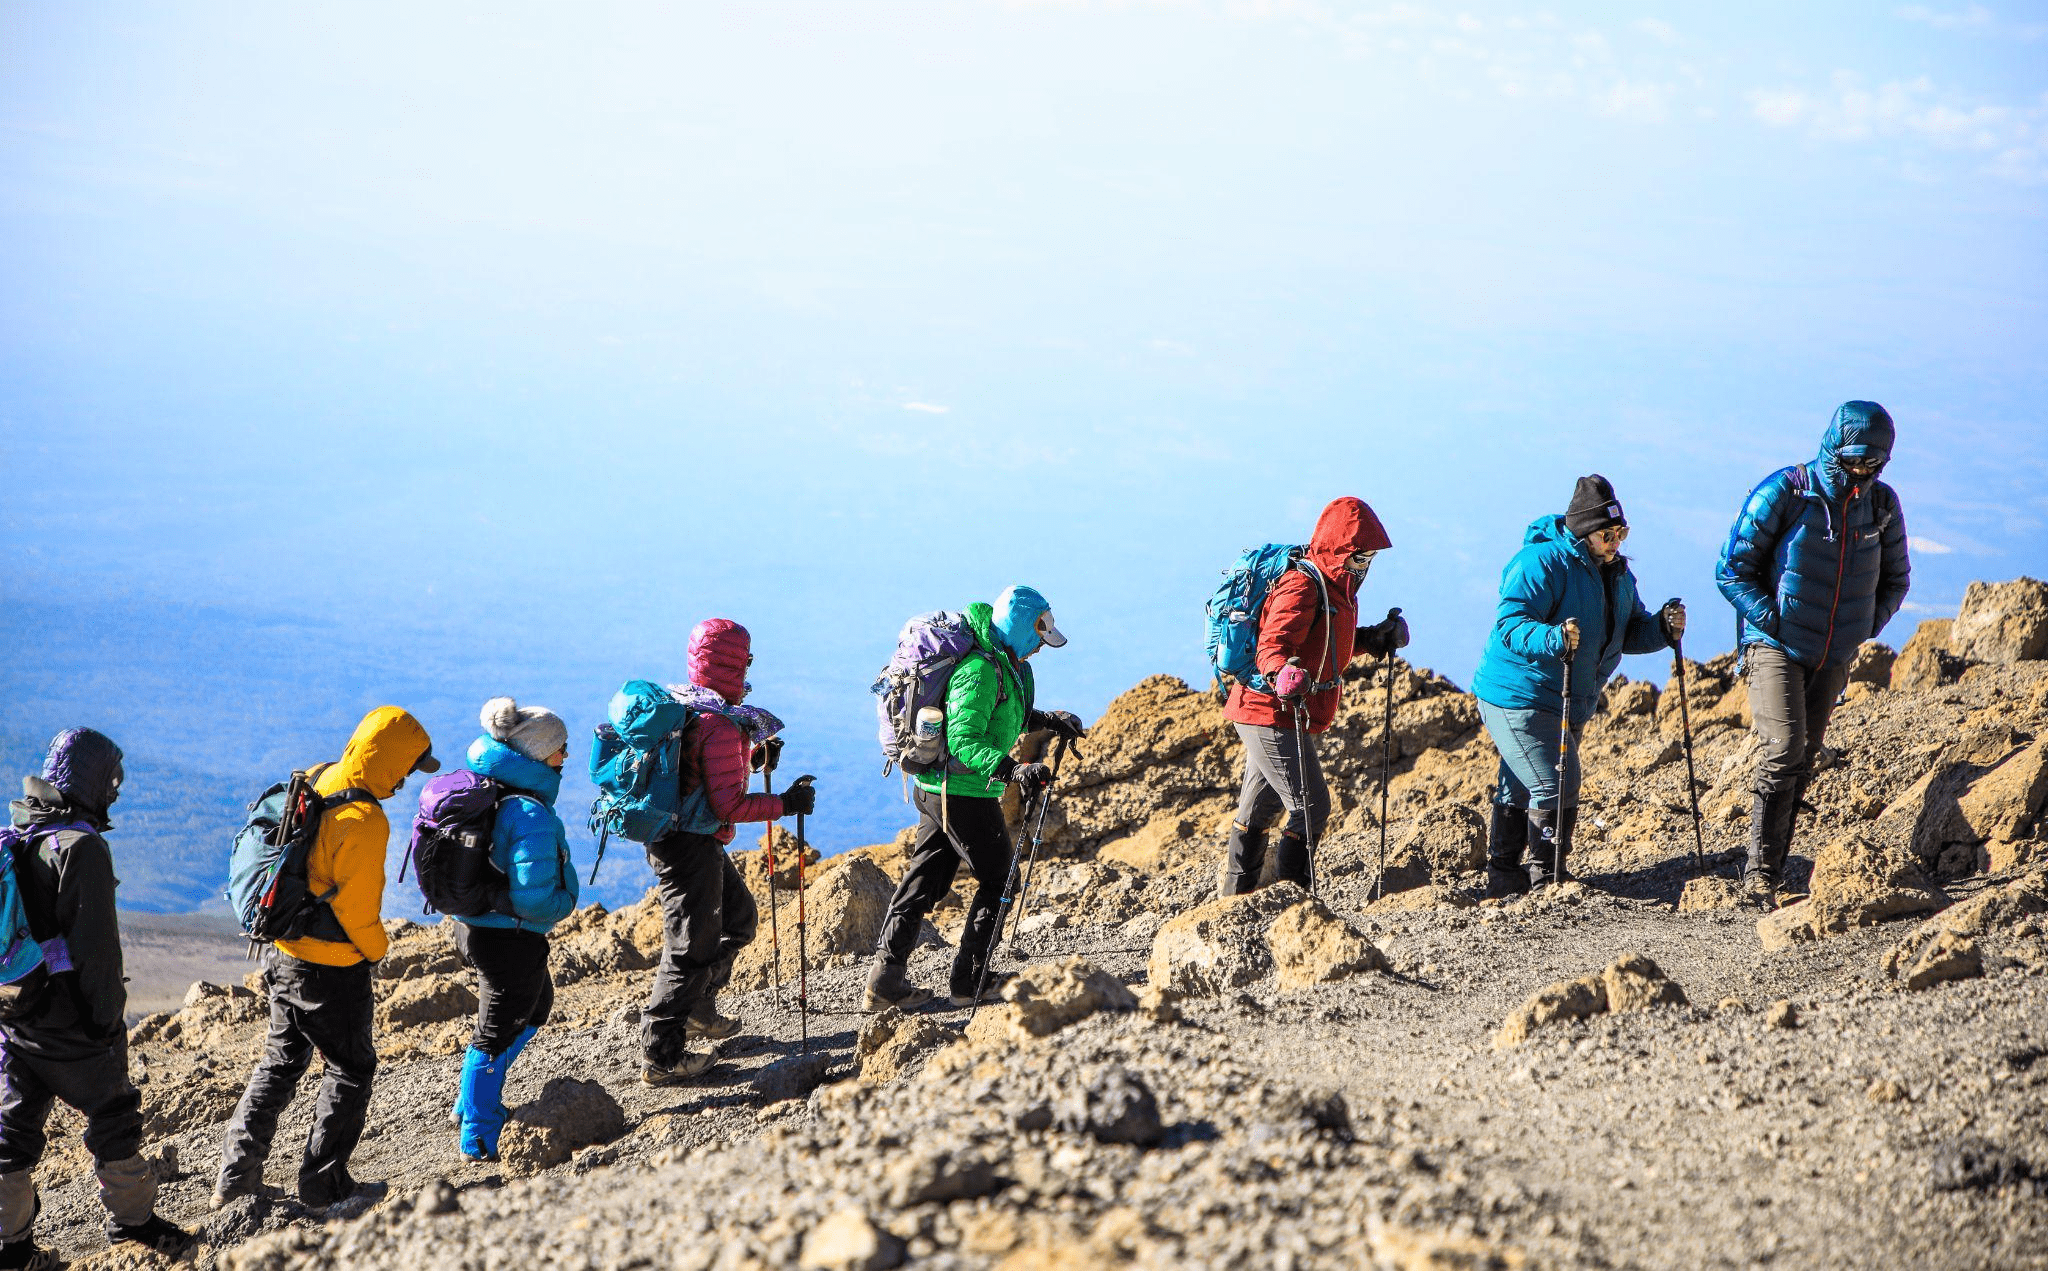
[1221,496,1406,894]
[640,618,810,1086]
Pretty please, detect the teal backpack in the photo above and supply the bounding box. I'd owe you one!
[1204,542,1324,695]
[586,680,722,880]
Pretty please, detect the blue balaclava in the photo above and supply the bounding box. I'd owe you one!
[41,727,125,824]
[1818,400,1895,493]
[991,585,1067,660]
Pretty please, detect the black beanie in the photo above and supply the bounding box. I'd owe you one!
[1564,474,1626,538]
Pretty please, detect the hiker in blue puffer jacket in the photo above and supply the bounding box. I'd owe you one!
[1472,476,1682,893]
[1717,401,1910,903]
[450,698,578,1163]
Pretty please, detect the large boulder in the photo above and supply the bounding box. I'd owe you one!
[1884,869,2048,978]
[1954,741,2048,846]
[1268,898,1386,990]
[375,977,476,1032]
[500,1077,626,1172]
[1950,577,2048,664]
[1494,953,1686,1047]
[1846,640,1897,687]
[965,956,1136,1046]
[1807,830,1949,932]
[728,854,895,991]
[1892,619,1967,691]
[855,1008,954,1084]
[1379,803,1487,892]
[1145,883,1307,997]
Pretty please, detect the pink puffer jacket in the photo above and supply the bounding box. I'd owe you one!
[685,619,784,843]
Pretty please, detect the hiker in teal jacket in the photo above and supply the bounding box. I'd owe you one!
[866,588,1085,1011]
[451,698,576,1163]
[1472,477,1682,892]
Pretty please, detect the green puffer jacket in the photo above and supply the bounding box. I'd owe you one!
[913,602,1036,800]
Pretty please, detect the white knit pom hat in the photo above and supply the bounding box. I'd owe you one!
[480,697,569,763]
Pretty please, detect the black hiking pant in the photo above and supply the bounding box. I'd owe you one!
[641,829,757,1068]
[875,787,1012,996]
[452,923,554,1057]
[218,951,377,1205]
[0,1036,142,1172]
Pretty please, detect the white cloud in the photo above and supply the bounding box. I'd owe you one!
[1631,17,1679,45]
[1893,3,2044,36]
[1595,78,1674,123]
[1746,73,2048,181]
[902,402,950,414]
[1910,536,1956,554]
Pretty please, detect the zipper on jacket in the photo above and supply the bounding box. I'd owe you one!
[1820,485,1856,659]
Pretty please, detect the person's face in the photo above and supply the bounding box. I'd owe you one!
[1584,525,1627,564]
[1345,549,1378,577]
[545,746,568,771]
[1840,456,1880,483]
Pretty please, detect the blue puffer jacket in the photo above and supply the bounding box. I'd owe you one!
[1717,402,1911,672]
[1472,515,1670,724]
[454,737,578,935]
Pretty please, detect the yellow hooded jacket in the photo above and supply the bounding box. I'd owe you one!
[275,706,432,967]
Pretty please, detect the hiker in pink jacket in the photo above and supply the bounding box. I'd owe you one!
[639,618,817,1085]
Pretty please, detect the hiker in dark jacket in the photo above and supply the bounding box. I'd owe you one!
[1472,477,1681,892]
[1,729,194,1264]
[865,586,1086,1012]
[1718,401,1910,903]
[1220,498,1406,895]
[215,707,438,1211]
[639,619,795,1086]
[449,698,577,1163]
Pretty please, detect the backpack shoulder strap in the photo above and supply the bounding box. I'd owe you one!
[320,788,379,811]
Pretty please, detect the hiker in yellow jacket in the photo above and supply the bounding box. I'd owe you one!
[215,707,436,1211]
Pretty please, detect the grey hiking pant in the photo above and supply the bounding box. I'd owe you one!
[1232,721,1330,850]
[1746,644,1851,796]
[218,951,377,1205]
[1477,699,1583,812]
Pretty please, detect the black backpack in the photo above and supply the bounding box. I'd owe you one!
[403,769,514,918]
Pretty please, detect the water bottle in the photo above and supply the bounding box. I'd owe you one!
[909,706,944,766]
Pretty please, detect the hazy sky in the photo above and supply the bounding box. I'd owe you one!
[4,2,2045,854]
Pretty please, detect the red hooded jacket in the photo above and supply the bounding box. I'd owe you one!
[1222,496,1392,733]
[683,618,784,844]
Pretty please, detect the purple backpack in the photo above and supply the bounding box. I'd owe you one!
[869,610,1001,776]
[404,770,511,917]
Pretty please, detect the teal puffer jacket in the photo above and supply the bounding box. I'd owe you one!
[454,737,579,934]
[1472,515,1670,725]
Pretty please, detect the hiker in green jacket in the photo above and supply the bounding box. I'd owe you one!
[865,587,1084,1011]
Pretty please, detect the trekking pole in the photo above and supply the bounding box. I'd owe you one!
[1006,734,1072,957]
[971,779,1051,1021]
[1669,633,1713,885]
[790,775,815,1056]
[1372,614,1401,903]
[1555,638,1574,882]
[761,766,784,1005]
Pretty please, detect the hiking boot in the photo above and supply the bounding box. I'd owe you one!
[298,1168,384,1210]
[210,1171,278,1211]
[105,1213,196,1258]
[0,1239,57,1271]
[1485,803,1530,897]
[863,960,933,1013]
[949,968,1016,1009]
[1221,823,1268,896]
[686,1004,741,1041]
[1525,809,1561,888]
[640,1050,716,1087]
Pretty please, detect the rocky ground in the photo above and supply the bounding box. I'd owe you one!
[24,578,2048,1269]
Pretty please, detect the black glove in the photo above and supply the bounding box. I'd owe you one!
[749,737,784,774]
[1008,762,1054,799]
[1028,708,1086,741]
[1354,607,1409,659]
[1658,598,1687,648]
[780,778,816,818]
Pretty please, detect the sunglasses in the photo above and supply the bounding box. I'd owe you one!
[1590,526,1629,546]
[1347,550,1378,566]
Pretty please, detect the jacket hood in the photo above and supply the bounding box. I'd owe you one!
[688,618,751,704]
[1525,513,1609,567]
[1305,497,1392,579]
[466,736,562,805]
[1818,400,1895,490]
[331,706,433,800]
[991,585,1055,658]
[39,727,123,826]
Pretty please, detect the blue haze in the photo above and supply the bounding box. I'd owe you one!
[2,3,2044,912]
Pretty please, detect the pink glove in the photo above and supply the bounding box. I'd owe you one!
[1274,665,1311,699]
